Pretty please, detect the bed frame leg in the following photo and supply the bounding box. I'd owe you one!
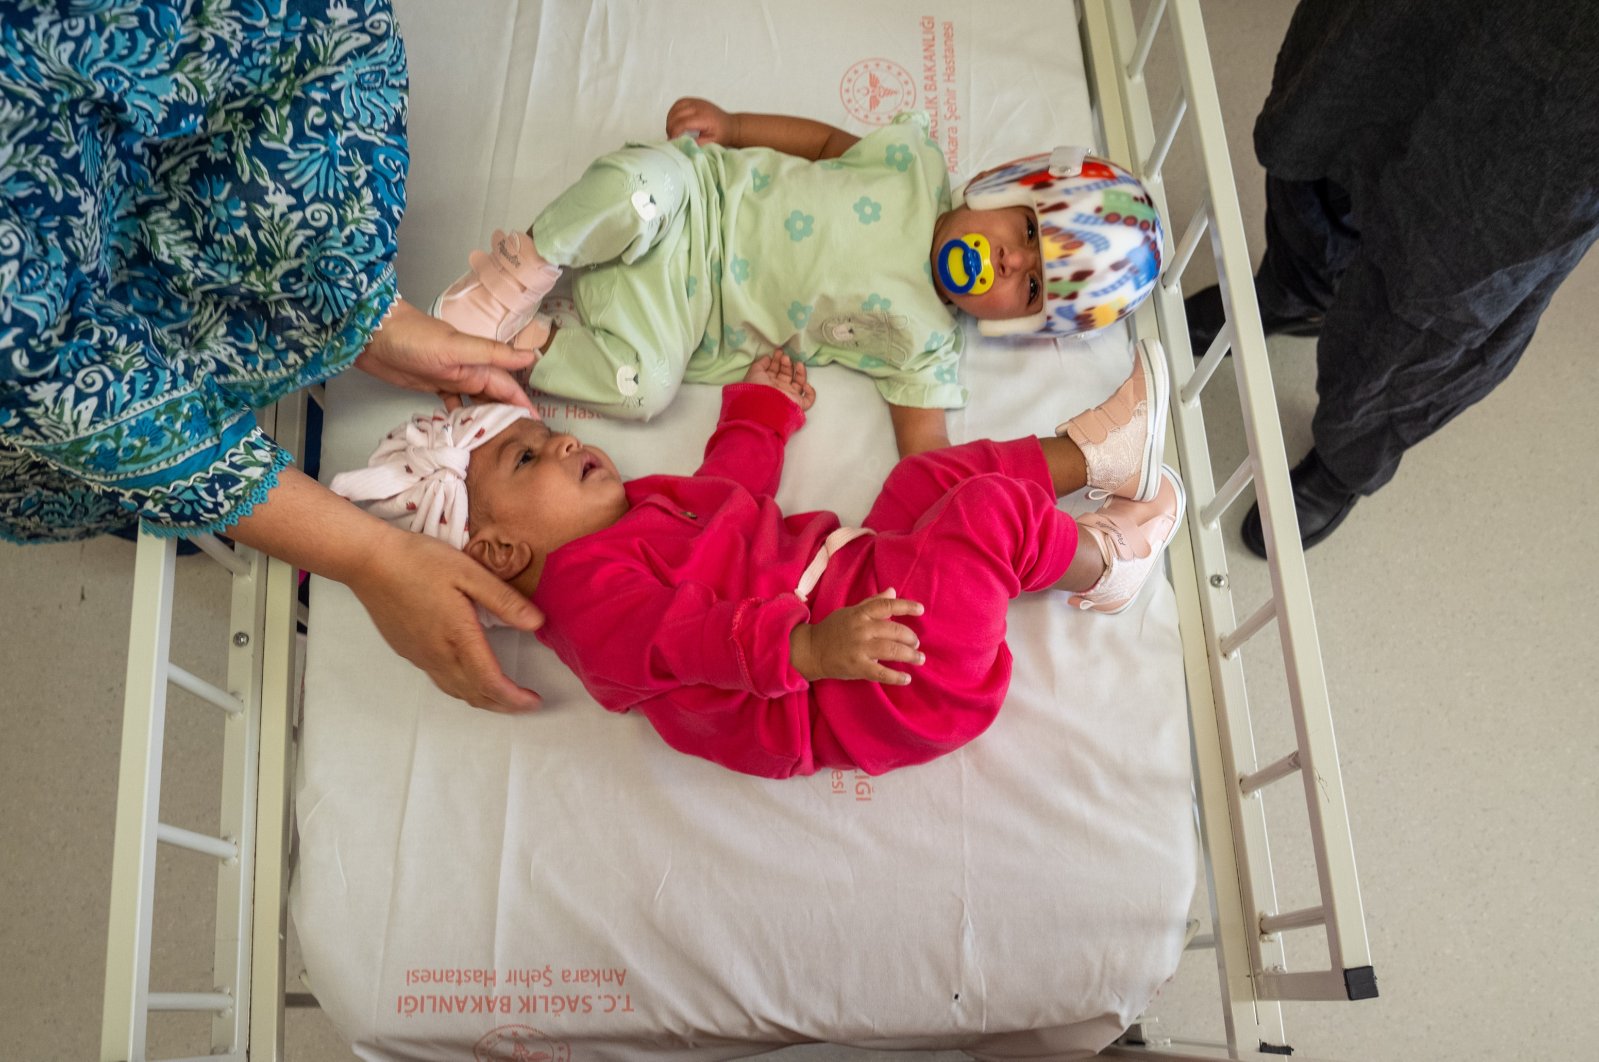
[100,395,308,1062]
[101,533,177,1061]
[247,396,310,1062]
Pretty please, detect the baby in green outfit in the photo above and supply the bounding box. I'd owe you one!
[435,97,1162,457]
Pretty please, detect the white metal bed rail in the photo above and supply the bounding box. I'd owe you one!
[1083,0,1376,1056]
[101,397,307,1062]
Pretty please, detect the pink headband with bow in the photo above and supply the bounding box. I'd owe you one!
[330,404,535,549]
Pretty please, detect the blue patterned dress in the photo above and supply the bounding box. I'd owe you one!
[0,0,408,542]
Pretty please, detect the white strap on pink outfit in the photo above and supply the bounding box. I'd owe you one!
[795,526,876,601]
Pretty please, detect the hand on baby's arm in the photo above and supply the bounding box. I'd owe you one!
[743,351,815,412]
[789,589,925,686]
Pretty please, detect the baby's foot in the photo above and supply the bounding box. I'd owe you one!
[432,229,561,347]
[1069,465,1185,615]
[1056,338,1169,502]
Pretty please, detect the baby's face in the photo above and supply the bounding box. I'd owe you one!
[930,204,1043,321]
[466,418,627,554]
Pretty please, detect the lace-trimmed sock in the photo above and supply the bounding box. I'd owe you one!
[1057,338,1170,503]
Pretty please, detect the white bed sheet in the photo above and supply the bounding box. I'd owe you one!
[294,2,1195,1059]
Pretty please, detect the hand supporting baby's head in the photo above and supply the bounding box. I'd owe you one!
[331,404,628,597]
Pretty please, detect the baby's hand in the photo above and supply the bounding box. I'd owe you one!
[743,352,815,411]
[666,97,738,145]
[789,589,925,685]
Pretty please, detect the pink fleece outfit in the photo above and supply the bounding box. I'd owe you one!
[532,384,1079,778]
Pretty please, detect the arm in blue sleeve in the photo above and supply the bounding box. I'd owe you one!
[0,274,296,538]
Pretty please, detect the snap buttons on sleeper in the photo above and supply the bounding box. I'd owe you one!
[631,189,659,222]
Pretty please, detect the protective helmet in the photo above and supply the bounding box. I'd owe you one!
[957,147,1163,338]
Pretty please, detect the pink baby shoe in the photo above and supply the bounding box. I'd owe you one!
[431,229,561,349]
[1057,338,1170,503]
[1070,465,1186,615]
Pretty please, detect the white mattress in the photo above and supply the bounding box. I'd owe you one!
[293,2,1196,1059]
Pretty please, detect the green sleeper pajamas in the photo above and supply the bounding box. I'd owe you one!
[527,111,966,419]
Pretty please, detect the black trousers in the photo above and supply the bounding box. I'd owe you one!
[1254,175,1595,496]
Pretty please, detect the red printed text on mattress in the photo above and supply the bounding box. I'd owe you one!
[398,966,632,1019]
[396,993,635,1017]
[916,16,963,173]
[830,768,875,802]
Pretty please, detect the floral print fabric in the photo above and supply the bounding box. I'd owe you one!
[0,0,408,542]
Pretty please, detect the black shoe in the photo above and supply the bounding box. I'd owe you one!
[1183,283,1324,357]
[1240,448,1357,559]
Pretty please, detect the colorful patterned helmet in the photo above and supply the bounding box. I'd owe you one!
[959,147,1163,338]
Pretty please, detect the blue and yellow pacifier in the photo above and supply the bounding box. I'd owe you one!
[936,233,995,295]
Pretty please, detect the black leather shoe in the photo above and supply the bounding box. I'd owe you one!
[1183,283,1324,357]
[1240,449,1357,559]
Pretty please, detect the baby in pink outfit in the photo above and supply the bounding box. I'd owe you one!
[335,347,1184,778]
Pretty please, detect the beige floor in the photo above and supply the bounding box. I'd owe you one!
[4,2,1597,1060]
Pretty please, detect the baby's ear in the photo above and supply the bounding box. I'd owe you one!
[465,529,535,582]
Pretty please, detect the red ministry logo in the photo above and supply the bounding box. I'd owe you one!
[840,59,916,125]
[474,1024,572,1062]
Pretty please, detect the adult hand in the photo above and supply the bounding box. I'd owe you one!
[346,527,546,712]
[743,351,815,411]
[356,296,537,411]
[666,97,738,146]
[229,467,544,712]
[789,588,925,685]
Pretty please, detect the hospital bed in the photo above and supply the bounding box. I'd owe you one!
[99,2,1377,1060]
